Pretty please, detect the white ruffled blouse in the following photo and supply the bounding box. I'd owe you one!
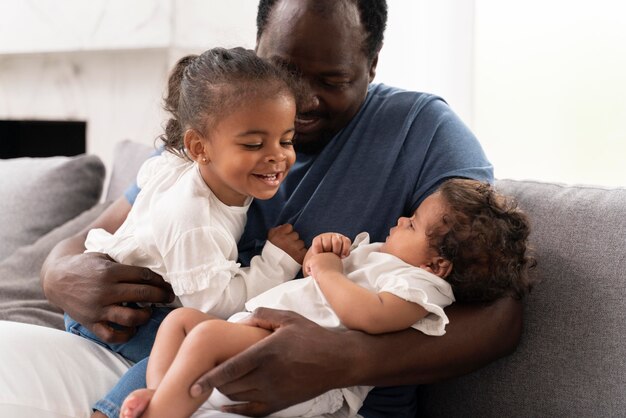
[85,153,301,318]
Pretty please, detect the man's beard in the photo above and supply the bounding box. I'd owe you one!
[295,129,335,154]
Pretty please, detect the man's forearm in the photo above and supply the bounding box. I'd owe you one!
[344,297,523,386]
[40,232,89,308]
[40,195,132,309]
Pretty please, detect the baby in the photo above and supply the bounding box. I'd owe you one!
[122,178,536,418]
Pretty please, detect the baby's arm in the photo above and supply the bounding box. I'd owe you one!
[307,253,428,334]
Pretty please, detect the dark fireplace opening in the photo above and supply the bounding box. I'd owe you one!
[0,120,86,159]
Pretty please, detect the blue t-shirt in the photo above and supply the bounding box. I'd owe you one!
[238,83,492,258]
[125,83,493,417]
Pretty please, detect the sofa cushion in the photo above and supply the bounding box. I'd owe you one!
[415,179,626,417]
[104,140,155,201]
[0,202,111,329]
[0,154,105,261]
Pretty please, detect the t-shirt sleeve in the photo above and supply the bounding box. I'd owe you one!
[374,268,455,336]
[124,182,141,206]
[409,99,494,211]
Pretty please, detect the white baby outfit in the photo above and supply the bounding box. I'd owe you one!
[85,153,301,317]
[203,232,456,417]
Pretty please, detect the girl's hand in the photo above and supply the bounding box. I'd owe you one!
[268,223,307,264]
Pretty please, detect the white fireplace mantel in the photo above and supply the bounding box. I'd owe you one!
[0,0,256,191]
[0,0,256,55]
[0,0,475,191]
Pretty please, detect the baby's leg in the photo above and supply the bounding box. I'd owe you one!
[142,319,271,418]
[147,307,215,388]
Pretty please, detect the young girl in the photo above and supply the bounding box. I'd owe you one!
[121,178,537,418]
[64,47,306,364]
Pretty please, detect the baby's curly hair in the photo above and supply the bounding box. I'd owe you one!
[431,179,537,303]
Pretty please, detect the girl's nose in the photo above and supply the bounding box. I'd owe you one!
[264,150,286,163]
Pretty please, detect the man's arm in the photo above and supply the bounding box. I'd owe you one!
[40,195,174,343]
[191,297,522,416]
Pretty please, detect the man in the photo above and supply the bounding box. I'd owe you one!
[28,1,521,417]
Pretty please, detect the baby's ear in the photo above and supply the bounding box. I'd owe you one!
[430,257,453,279]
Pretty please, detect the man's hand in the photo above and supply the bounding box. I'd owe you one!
[42,252,174,343]
[189,308,359,417]
[267,223,307,264]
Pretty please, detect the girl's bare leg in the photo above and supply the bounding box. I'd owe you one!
[147,307,215,388]
[142,319,271,418]
[120,307,216,418]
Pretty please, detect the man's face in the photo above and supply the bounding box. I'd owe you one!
[256,0,378,152]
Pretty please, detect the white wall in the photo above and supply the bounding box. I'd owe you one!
[378,0,475,126]
[474,0,626,187]
[0,0,471,188]
[2,1,622,188]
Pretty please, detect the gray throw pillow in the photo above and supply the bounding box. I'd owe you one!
[0,154,105,261]
[0,202,111,329]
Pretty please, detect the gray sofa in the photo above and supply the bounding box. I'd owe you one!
[0,140,624,417]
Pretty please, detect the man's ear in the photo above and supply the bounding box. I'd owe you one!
[368,50,380,83]
[184,129,209,163]
[430,257,453,279]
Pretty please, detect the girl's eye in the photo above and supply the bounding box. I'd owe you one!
[242,144,262,150]
[280,140,294,147]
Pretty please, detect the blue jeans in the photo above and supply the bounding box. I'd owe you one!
[64,307,173,418]
[95,357,150,418]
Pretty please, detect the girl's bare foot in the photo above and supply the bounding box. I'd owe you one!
[120,388,155,418]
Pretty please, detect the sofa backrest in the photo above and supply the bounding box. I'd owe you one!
[416,179,626,417]
[105,140,156,201]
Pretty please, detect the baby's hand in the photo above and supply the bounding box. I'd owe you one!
[268,223,307,264]
[304,252,344,279]
[310,232,351,258]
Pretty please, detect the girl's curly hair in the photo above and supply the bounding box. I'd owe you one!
[431,179,537,303]
[159,47,303,158]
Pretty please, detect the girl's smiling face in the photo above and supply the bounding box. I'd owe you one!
[194,93,297,206]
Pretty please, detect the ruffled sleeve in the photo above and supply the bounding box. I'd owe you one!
[162,225,245,316]
[374,268,455,336]
[162,226,300,319]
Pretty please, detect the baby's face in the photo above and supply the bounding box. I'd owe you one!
[380,192,448,268]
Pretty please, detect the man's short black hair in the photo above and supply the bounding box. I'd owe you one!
[256,0,388,61]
